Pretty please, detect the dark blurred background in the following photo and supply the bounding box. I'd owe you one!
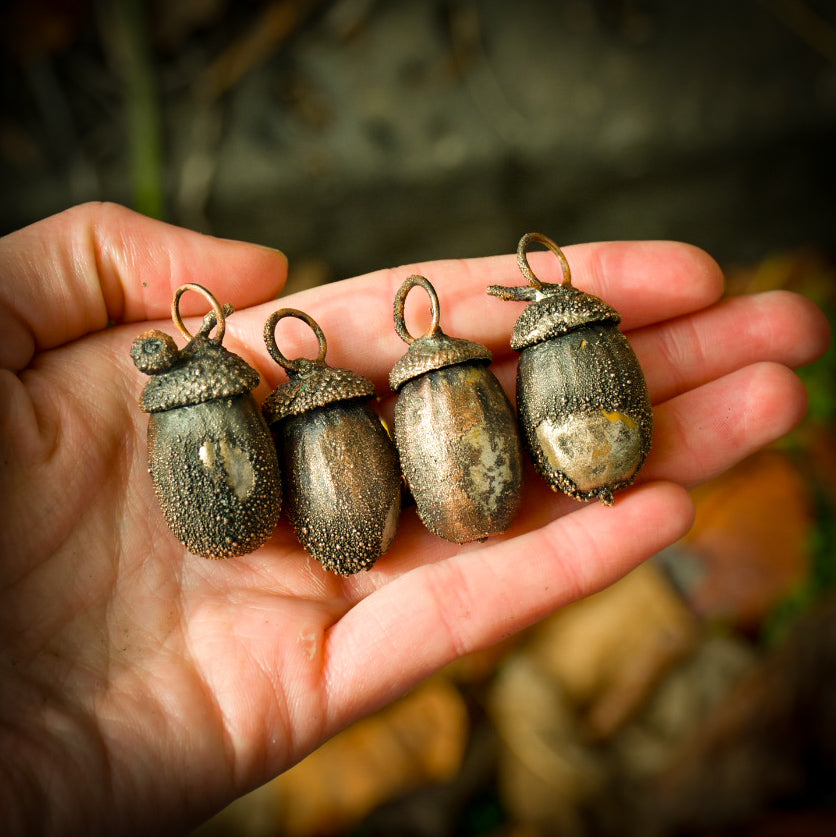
[3,2,835,836]
[2,0,835,281]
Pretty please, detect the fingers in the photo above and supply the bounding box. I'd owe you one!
[634,290,831,403]
[323,481,694,722]
[321,362,807,725]
[235,240,725,388]
[333,290,826,451]
[0,202,287,370]
[240,250,825,412]
[352,360,811,594]
[646,361,809,488]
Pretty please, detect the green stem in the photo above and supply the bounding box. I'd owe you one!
[111,0,164,219]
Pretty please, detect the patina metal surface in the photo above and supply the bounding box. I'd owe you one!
[131,284,282,558]
[488,233,652,505]
[263,308,401,575]
[390,275,523,543]
[146,395,282,558]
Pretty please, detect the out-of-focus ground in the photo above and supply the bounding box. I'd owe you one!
[2,0,835,280]
[2,1,835,835]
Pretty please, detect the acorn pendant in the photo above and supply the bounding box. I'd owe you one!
[130,284,282,558]
[390,275,523,543]
[262,309,402,575]
[487,233,652,505]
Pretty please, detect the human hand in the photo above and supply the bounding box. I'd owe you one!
[0,203,829,835]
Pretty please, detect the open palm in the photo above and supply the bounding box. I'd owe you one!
[0,203,829,835]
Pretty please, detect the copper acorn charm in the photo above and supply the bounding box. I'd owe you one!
[487,233,652,505]
[130,284,282,558]
[390,275,523,543]
[262,309,401,575]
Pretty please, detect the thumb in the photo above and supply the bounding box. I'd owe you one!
[0,202,288,371]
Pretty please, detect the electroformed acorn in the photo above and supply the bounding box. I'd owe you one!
[262,309,402,576]
[130,283,282,558]
[390,275,523,543]
[487,233,652,505]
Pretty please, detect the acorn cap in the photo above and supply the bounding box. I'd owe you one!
[389,332,492,391]
[262,359,376,425]
[493,284,621,351]
[139,335,260,413]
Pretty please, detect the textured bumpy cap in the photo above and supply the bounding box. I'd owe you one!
[262,359,376,425]
[388,332,492,391]
[136,334,260,413]
[488,284,621,351]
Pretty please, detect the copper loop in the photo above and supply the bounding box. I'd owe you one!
[394,274,442,345]
[171,283,226,343]
[264,308,328,373]
[517,232,573,289]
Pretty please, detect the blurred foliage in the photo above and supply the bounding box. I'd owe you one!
[725,252,836,646]
[799,331,836,426]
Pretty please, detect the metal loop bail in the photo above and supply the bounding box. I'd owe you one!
[171,283,226,343]
[393,274,442,345]
[264,308,328,374]
[517,232,573,290]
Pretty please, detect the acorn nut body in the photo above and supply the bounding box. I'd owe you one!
[390,275,523,543]
[488,234,652,505]
[262,309,402,576]
[130,284,282,558]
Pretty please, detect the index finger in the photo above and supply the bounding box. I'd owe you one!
[234,240,725,387]
[0,202,288,371]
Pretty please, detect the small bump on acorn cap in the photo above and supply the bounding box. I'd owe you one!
[138,336,260,413]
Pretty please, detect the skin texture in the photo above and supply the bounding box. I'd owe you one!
[0,202,830,836]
